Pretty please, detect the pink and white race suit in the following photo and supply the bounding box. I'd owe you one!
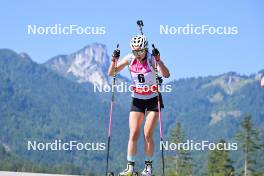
[124,52,159,100]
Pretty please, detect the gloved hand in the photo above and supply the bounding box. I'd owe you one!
[112,48,120,60]
[152,47,160,61]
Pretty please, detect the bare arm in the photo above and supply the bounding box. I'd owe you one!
[157,59,170,78]
[108,57,129,76]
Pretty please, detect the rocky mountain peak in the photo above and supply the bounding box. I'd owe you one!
[44,43,111,86]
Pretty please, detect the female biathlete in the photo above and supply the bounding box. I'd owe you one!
[108,35,170,176]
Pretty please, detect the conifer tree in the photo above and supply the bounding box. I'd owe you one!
[206,139,234,176]
[167,122,193,176]
[236,116,262,176]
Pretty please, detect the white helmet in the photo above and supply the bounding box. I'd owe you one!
[130,35,148,50]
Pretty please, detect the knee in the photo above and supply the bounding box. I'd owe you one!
[144,132,153,143]
[129,131,140,142]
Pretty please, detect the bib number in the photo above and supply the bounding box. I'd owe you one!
[138,74,145,83]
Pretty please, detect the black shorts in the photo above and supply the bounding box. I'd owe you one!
[130,94,164,113]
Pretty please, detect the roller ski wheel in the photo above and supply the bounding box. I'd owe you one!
[107,172,114,176]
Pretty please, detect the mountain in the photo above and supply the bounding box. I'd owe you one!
[0,47,263,175]
[0,49,124,174]
[162,72,264,140]
[43,43,127,87]
[164,72,264,136]
[161,72,264,175]
[0,48,140,174]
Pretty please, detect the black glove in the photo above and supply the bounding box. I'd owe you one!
[152,47,160,56]
[112,49,120,58]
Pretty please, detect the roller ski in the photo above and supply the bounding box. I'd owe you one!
[119,162,139,176]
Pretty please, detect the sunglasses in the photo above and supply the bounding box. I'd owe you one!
[132,49,146,56]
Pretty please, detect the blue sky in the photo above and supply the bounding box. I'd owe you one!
[0,0,263,80]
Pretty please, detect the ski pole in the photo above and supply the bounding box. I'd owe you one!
[106,44,119,176]
[152,44,165,176]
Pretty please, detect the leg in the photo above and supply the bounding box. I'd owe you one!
[127,111,144,157]
[140,111,157,175]
[144,111,158,157]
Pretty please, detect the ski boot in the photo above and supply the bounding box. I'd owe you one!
[140,161,153,176]
[119,161,139,176]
